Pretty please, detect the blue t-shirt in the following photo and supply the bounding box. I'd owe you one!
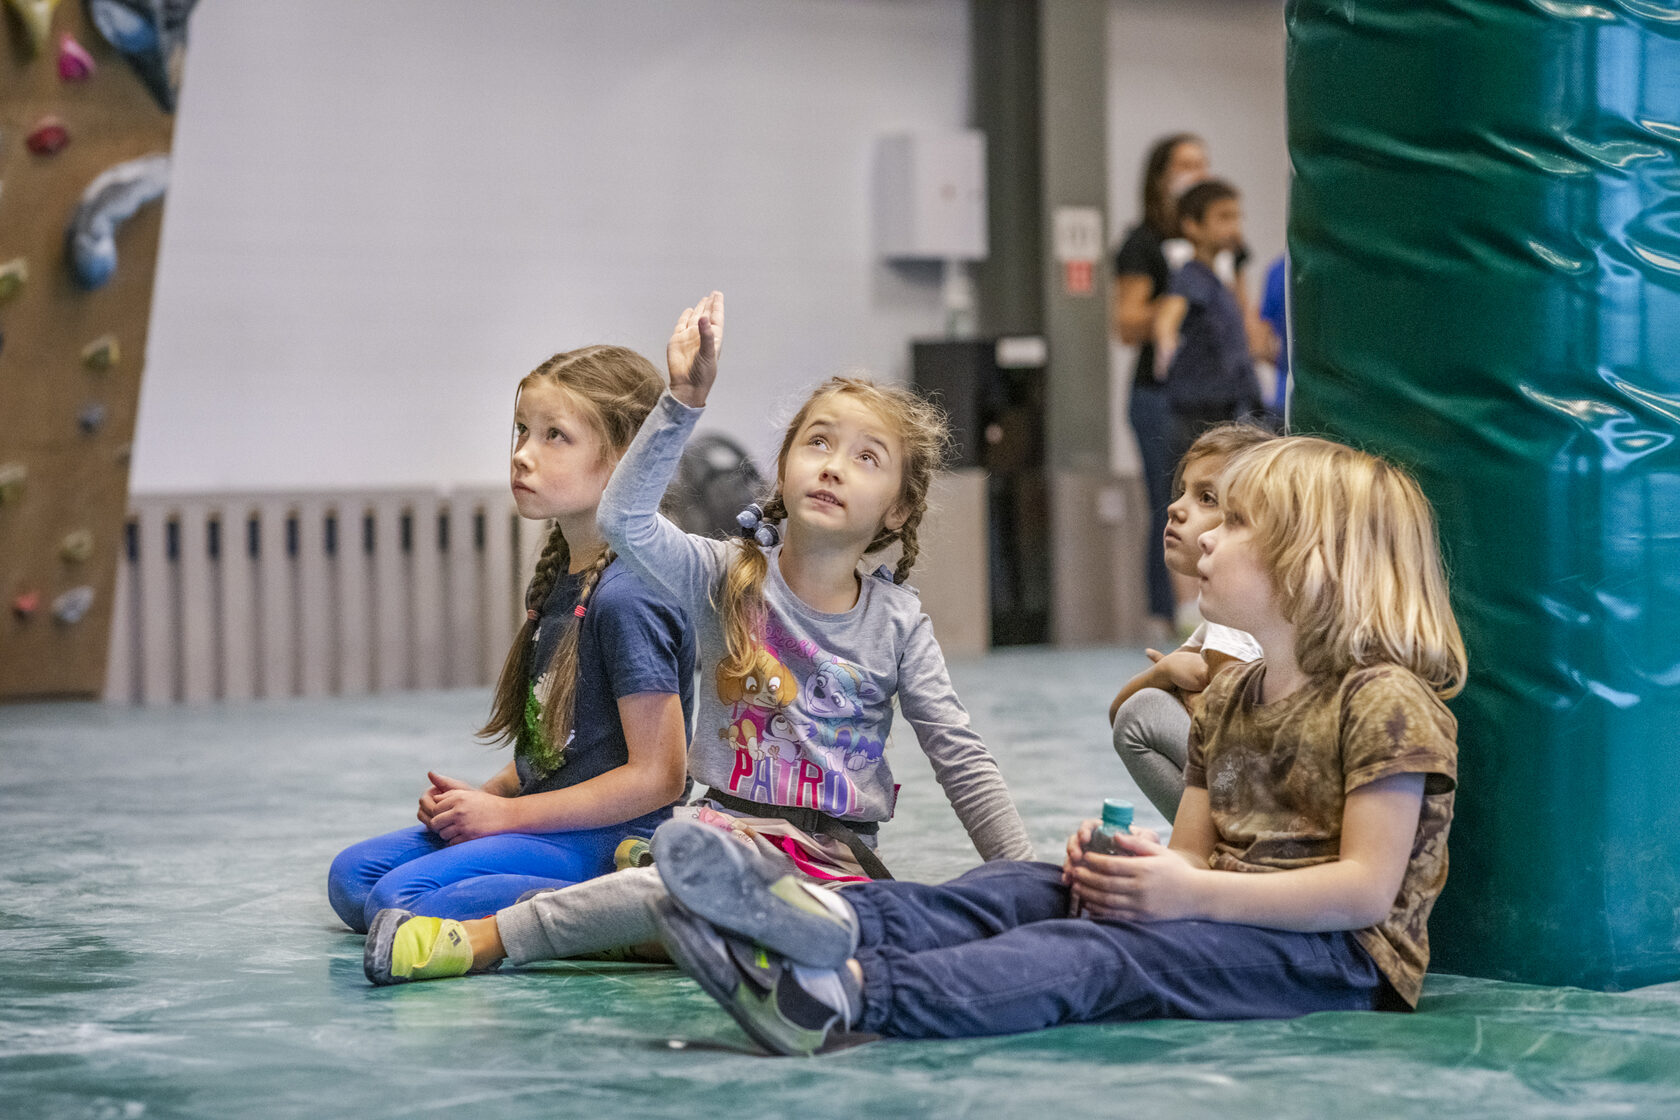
[1167,258,1259,410]
[1260,256,1289,412]
[516,557,696,832]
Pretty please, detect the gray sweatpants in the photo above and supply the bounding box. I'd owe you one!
[1111,687,1191,823]
[494,865,668,964]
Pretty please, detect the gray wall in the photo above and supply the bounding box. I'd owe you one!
[135,0,969,492]
[132,0,1287,495]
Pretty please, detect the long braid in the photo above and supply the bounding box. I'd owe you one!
[892,514,922,584]
[532,545,614,776]
[479,521,569,746]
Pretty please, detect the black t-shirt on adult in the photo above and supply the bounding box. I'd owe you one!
[1114,223,1172,388]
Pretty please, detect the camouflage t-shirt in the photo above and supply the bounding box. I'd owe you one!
[1185,660,1457,1007]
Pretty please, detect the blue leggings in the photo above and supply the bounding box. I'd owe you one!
[326,820,656,933]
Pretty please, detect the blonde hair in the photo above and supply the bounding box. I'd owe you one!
[716,376,950,681]
[479,346,664,776]
[1217,436,1467,698]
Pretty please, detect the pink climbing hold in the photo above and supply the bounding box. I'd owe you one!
[12,591,42,621]
[27,117,69,156]
[58,34,96,81]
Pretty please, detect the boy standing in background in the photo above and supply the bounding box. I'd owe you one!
[1153,180,1267,471]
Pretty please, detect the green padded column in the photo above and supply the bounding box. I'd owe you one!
[1286,1,1680,988]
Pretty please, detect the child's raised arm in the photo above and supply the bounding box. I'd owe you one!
[597,293,733,612]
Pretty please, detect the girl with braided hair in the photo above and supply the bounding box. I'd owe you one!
[327,346,696,943]
[356,292,1033,987]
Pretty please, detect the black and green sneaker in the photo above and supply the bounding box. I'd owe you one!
[652,898,862,1057]
[651,818,859,968]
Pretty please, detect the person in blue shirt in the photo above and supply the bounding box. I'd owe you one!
[1259,254,1290,419]
[1153,180,1267,470]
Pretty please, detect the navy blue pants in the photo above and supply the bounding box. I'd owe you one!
[845,861,1389,1039]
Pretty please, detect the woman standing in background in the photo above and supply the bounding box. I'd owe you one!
[1112,133,1210,635]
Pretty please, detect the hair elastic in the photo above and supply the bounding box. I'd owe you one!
[526,608,540,622]
[735,502,781,548]
[574,604,587,618]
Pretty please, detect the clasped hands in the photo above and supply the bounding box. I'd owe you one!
[417,771,517,845]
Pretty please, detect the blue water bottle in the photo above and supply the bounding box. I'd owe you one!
[1086,798,1135,855]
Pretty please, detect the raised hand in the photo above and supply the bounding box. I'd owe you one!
[666,290,724,408]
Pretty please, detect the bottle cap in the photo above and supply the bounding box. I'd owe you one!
[1100,798,1134,829]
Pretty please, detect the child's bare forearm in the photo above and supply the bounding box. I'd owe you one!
[1153,295,1188,380]
[1108,660,1169,725]
[1182,777,1424,931]
[481,761,522,797]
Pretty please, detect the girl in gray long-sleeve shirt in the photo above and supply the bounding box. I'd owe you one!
[360,292,1033,985]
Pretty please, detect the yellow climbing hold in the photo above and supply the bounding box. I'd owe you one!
[82,335,121,372]
[60,529,94,563]
[0,258,26,303]
[5,0,60,55]
[0,462,25,506]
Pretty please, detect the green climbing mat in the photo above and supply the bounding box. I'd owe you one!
[1286,0,1680,988]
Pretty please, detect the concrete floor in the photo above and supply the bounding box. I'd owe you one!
[4,646,1679,1119]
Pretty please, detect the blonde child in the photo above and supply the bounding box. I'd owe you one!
[328,348,694,937]
[1108,422,1273,821]
[359,291,1033,984]
[650,435,1466,1054]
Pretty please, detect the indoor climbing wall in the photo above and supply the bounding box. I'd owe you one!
[0,0,196,699]
[1287,1,1680,988]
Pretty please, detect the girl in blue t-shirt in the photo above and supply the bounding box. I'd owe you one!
[327,347,696,934]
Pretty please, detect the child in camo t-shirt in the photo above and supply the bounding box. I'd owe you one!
[648,434,1467,1053]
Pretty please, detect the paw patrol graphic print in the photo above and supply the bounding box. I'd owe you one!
[715,616,888,815]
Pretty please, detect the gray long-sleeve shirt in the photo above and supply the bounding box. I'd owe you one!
[599,392,1034,862]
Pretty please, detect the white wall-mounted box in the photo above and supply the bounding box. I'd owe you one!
[874,131,987,261]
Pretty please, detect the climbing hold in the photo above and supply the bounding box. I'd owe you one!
[26,117,70,156]
[53,585,94,624]
[87,0,198,114]
[0,461,25,505]
[66,154,169,290]
[4,0,60,54]
[77,401,107,434]
[12,590,42,621]
[57,32,95,80]
[81,335,120,371]
[0,258,25,302]
[60,529,93,563]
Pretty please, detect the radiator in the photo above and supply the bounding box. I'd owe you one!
[105,489,544,704]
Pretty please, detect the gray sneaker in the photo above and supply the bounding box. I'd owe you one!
[651,897,861,1057]
[651,818,859,968]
